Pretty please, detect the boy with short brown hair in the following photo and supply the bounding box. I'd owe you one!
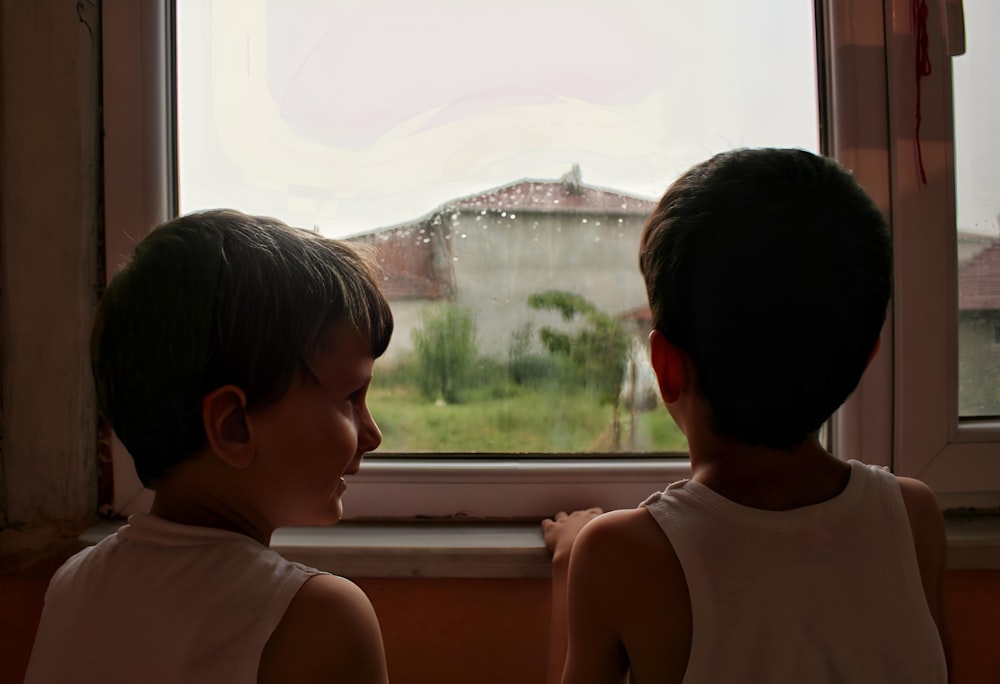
[27,210,393,683]
[546,148,948,683]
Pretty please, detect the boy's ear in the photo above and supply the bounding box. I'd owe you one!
[649,329,689,405]
[202,385,254,469]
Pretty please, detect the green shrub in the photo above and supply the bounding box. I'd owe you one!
[507,321,562,387]
[527,290,630,404]
[411,303,478,403]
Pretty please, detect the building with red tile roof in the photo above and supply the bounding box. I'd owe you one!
[351,168,656,362]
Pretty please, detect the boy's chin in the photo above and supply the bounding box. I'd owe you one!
[286,504,344,528]
[317,501,345,526]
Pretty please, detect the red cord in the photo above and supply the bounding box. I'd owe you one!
[914,0,932,184]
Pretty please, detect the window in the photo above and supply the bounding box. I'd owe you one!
[103,0,1000,519]
[846,0,1000,509]
[174,0,818,457]
[954,0,1000,417]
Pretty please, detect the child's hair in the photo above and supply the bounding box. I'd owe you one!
[639,148,891,448]
[92,209,394,486]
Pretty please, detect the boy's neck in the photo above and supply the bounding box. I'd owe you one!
[148,462,275,546]
[150,493,273,546]
[688,433,852,511]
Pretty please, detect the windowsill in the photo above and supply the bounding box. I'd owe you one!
[81,520,551,578]
[273,523,551,578]
[78,514,1000,577]
[944,514,1000,570]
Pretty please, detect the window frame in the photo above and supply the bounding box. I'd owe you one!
[880,0,1000,507]
[103,0,1000,520]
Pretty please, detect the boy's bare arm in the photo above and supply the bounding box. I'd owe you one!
[258,574,389,684]
[561,509,691,684]
[544,509,604,684]
[896,476,951,670]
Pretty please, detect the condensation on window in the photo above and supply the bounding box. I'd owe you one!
[955,0,1000,418]
[176,0,819,453]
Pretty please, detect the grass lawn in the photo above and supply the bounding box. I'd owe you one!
[368,382,688,454]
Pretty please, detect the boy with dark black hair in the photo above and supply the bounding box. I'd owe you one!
[546,148,948,683]
[27,210,393,683]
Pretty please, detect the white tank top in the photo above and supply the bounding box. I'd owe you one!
[25,513,326,683]
[642,460,947,683]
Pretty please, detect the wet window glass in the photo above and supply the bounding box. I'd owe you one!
[955,0,1000,418]
[176,0,819,452]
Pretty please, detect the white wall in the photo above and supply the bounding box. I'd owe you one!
[450,210,649,358]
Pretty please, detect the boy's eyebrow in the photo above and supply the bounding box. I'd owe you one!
[302,353,374,389]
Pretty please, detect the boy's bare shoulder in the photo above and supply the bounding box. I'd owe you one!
[894,475,946,550]
[894,475,942,515]
[258,574,388,684]
[573,507,685,592]
[577,507,671,551]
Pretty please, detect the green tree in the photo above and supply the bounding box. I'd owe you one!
[527,290,631,449]
[412,302,478,403]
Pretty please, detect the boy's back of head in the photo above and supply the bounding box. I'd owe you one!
[639,148,891,448]
[91,209,394,487]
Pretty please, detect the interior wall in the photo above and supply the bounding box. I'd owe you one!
[2,560,998,684]
[357,577,551,684]
[945,570,1000,683]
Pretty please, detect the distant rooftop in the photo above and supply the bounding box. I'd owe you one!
[444,165,657,216]
[959,237,1000,310]
[349,168,656,302]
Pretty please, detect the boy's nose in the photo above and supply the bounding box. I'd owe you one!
[360,412,382,454]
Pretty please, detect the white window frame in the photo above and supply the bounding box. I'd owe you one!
[103,0,998,521]
[885,0,1000,508]
[830,0,1000,510]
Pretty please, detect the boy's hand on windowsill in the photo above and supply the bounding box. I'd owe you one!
[542,508,603,567]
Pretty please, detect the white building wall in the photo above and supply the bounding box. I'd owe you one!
[448,209,649,358]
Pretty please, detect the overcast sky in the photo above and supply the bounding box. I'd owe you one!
[176,0,996,238]
[953,0,1000,235]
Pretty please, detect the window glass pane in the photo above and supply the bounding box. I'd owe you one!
[955,0,1000,418]
[176,0,819,453]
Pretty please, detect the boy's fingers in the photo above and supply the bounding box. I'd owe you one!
[543,509,599,527]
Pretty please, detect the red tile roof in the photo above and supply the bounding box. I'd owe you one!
[350,221,454,300]
[349,170,658,301]
[621,304,653,322]
[446,172,657,216]
[959,238,1000,310]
